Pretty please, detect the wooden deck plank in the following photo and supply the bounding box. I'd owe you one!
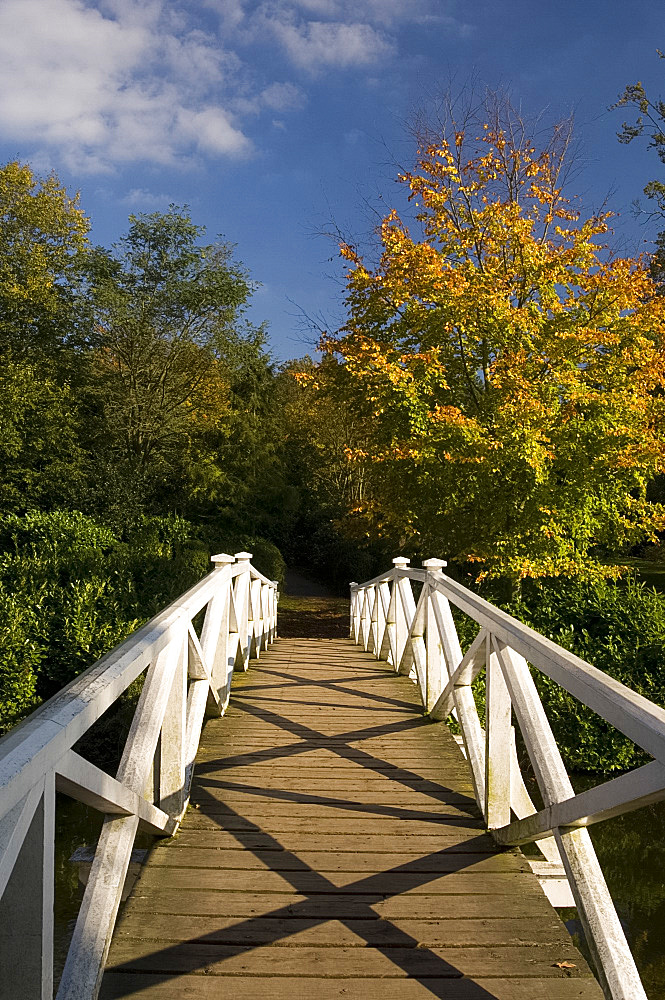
[106,940,589,979]
[101,638,602,1000]
[121,889,575,920]
[145,848,529,872]
[165,830,500,849]
[101,974,605,1000]
[114,914,567,947]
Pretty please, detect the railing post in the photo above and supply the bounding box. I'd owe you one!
[423,558,447,713]
[271,581,279,642]
[156,627,188,819]
[360,586,373,651]
[0,773,55,1000]
[375,579,390,660]
[234,551,252,671]
[485,636,512,828]
[248,575,262,659]
[392,557,412,671]
[349,583,359,641]
[202,553,235,706]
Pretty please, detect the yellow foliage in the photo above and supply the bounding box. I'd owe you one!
[323,107,665,580]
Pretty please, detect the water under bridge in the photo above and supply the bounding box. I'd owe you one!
[1,552,663,999]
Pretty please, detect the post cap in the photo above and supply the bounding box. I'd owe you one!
[423,557,447,571]
[392,556,410,567]
[211,552,235,566]
[234,551,253,561]
[349,582,358,589]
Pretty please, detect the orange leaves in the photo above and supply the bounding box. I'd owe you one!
[430,404,477,427]
[339,242,360,264]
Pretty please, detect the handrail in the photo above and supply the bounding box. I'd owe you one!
[0,551,278,1000]
[350,556,656,1000]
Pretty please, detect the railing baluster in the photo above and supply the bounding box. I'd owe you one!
[361,585,374,651]
[0,773,54,1000]
[484,637,511,829]
[233,551,252,671]
[376,579,391,661]
[348,584,356,638]
[423,559,448,713]
[157,629,188,819]
[402,582,427,688]
[249,576,261,659]
[393,557,412,671]
[201,554,234,707]
[259,582,269,650]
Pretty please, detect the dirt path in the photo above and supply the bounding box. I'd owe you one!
[279,569,349,638]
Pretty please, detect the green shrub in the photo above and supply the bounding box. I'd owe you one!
[0,509,210,733]
[448,577,665,771]
[0,585,45,728]
[242,537,287,589]
[203,533,287,589]
[501,579,665,771]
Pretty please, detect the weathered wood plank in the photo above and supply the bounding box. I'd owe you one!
[100,974,606,1000]
[124,888,576,920]
[134,866,544,894]
[181,813,488,833]
[106,940,590,979]
[113,913,568,947]
[190,797,479,818]
[160,831,499,851]
[146,848,528,873]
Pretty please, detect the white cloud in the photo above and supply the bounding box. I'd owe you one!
[121,188,174,209]
[0,0,251,172]
[208,1,468,73]
[266,17,394,71]
[260,82,307,111]
[0,0,470,173]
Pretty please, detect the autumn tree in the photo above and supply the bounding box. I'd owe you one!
[325,97,665,583]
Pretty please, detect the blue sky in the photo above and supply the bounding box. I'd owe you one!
[0,0,663,360]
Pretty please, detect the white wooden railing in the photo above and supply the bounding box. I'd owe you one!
[350,556,665,1000]
[0,551,277,1000]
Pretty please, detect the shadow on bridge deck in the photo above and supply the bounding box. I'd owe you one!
[100,638,603,1000]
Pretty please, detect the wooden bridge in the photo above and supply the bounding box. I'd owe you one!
[1,553,664,999]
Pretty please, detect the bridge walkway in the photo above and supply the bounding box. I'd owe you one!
[100,637,603,999]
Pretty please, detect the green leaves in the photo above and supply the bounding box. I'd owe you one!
[0,509,212,732]
[0,161,90,356]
